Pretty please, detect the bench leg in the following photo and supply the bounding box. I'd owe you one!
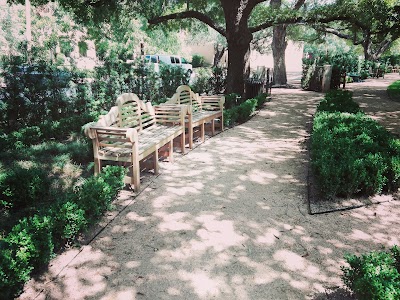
[211,119,215,136]
[220,114,224,132]
[181,131,185,154]
[131,156,140,191]
[188,124,193,149]
[154,149,159,175]
[201,122,205,142]
[169,140,174,163]
[94,158,101,175]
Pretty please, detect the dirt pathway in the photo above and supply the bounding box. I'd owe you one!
[20,74,400,300]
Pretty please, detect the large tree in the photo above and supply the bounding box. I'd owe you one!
[11,0,397,94]
[312,0,400,61]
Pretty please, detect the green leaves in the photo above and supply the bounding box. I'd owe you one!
[341,246,400,300]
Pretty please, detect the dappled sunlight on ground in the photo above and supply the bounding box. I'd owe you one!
[18,81,400,300]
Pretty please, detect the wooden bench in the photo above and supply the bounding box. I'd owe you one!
[164,85,225,149]
[84,93,187,191]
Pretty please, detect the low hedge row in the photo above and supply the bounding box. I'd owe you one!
[0,165,125,299]
[387,80,400,102]
[224,93,269,127]
[311,90,400,198]
[341,246,400,299]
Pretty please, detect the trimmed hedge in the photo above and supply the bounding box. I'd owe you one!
[387,80,400,102]
[0,166,125,298]
[341,246,400,300]
[223,93,269,127]
[311,91,400,198]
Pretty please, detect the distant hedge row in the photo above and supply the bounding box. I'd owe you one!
[0,166,125,299]
[311,90,400,198]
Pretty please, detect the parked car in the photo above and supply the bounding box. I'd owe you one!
[145,54,193,74]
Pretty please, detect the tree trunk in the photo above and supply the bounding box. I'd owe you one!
[221,0,253,96]
[213,44,226,67]
[272,24,288,85]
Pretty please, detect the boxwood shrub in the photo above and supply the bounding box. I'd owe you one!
[0,165,125,298]
[311,91,400,198]
[341,246,400,300]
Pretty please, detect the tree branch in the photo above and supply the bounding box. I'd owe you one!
[148,10,226,37]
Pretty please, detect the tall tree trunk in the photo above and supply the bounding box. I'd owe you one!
[221,0,253,96]
[272,24,288,85]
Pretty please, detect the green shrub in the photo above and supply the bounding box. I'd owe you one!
[224,107,239,127]
[224,93,241,109]
[237,99,257,123]
[387,80,400,102]
[254,93,269,108]
[192,54,205,68]
[0,166,125,298]
[51,201,87,247]
[341,246,400,300]
[311,112,400,198]
[317,90,360,113]
[0,165,51,211]
[190,67,212,95]
[75,166,125,221]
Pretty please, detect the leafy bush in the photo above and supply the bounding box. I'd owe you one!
[190,67,212,95]
[254,93,270,108]
[0,164,51,211]
[208,67,227,94]
[51,201,87,247]
[192,54,205,68]
[237,99,257,123]
[159,64,190,99]
[341,246,400,300]
[0,166,125,298]
[224,93,241,109]
[388,80,400,102]
[317,90,360,113]
[311,111,400,198]
[224,98,258,126]
[75,166,125,221]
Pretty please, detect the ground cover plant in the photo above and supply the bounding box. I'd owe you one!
[341,246,400,300]
[387,80,400,102]
[311,90,400,199]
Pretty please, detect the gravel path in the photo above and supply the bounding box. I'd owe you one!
[19,74,400,300]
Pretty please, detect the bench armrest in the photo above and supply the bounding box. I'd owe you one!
[84,125,139,144]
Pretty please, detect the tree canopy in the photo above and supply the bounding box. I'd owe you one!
[8,0,400,94]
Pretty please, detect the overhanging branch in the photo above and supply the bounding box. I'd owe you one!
[148,10,226,37]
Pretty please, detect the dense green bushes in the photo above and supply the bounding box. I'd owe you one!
[341,246,400,300]
[388,80,400,102]
[311,90,400,198]
[223,93,269,127]
[0,166,125,298]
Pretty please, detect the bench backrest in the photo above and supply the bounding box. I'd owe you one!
[116,93,156,132]
[167,85,201,110]
[200,95,225,111]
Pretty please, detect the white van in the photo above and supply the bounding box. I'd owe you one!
[145,54,193,74]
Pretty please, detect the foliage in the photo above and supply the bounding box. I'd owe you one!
[0,164,51,211]
[311,91,400,198]
[0,166,125,298]
[192,54,205,68]
[208,66,227,95]
[317,90,360,113]
[388,80,400,102]
[159,64,190,100]
[224,98,259,127]
[302,40,361,91]
[341,246,400,300]
[190,67,212,95]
